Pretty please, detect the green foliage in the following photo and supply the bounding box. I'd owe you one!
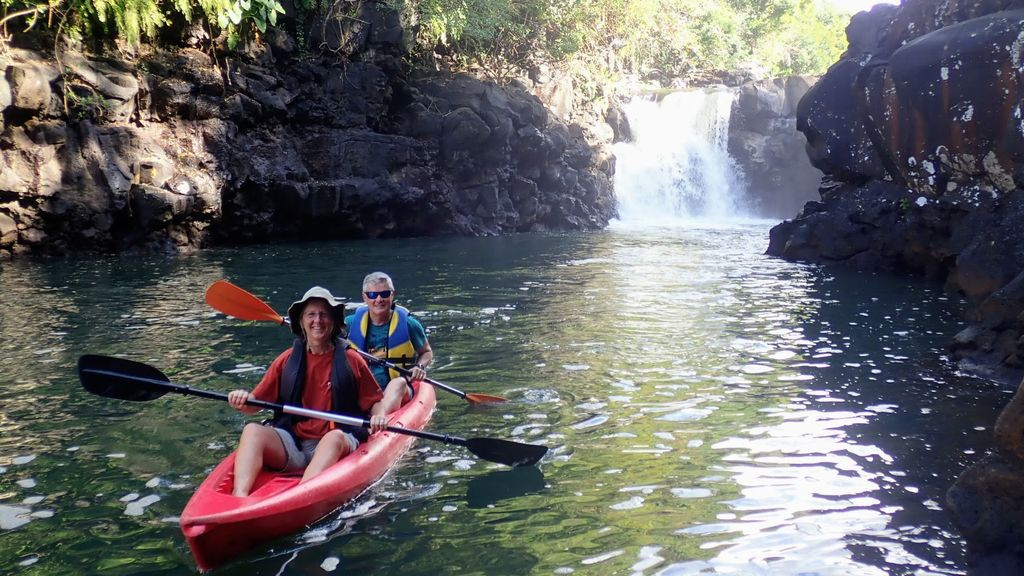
[768,0,849,75]
[242,0,285,34]
[688,1,748,71]
[400,0,849,83]
[2,0,848,90]
[65,84,111,120]
[402,0,562,74]
[0,0,291,50]
[83,0,168,41]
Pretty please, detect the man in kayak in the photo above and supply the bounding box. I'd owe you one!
[226,286,395,497]
[346,271,434,410]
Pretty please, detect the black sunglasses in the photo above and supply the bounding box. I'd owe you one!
[365,290,393,300]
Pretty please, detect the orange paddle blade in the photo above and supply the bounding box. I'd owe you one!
[205,280,287,324]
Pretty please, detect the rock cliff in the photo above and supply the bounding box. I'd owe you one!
[729,75,822,219]
[762,0,1024,566]
[0,1,616,258]
[768,0,1024,376]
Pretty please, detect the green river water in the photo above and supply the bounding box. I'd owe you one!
[0,223,1010,575]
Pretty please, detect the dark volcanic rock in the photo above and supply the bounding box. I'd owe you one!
[763,0,1024,565]
[771,0,1024,375]
[0,2,615,258]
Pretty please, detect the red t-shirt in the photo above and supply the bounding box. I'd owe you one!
[251,348,383,440]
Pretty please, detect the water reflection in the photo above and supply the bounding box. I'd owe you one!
[465,466,547,509]
[493,224,990,575]
[0,226,1008,575]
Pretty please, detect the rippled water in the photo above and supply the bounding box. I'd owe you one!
[0,223,1011,575]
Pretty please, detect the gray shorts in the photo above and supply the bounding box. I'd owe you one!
[271,427,359,472]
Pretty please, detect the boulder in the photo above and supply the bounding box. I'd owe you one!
[766,2,1024,563]
[0,212,17,247]
[796,58,890,183]
[7,62,52,114]
[0,72,11,109]
[442,107,491,153]
[729,76,822,219]
[130,183,194,227]
[881,10,1024,197]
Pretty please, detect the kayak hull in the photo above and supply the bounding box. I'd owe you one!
[179,381,436,571]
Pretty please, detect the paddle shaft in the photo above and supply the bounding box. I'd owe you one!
[338,338,469,400]
[80,367,471,446]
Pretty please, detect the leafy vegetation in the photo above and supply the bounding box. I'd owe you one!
[1,0,849,83]
[398,0,849,80]
[0,0,293,50]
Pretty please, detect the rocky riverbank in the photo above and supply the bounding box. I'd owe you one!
[764,0,1024,567]
[769,0,1024,380]
[0,3,619,258]
[1,0,823,261]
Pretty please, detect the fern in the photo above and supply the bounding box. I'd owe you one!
[82,0,166,44]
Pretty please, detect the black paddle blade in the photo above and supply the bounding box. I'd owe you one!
[78,354,170,402]
[465,437,548,467]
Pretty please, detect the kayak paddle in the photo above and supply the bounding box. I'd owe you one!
[78,354,546,467]
[205,280,287,325]
[204,279,509,405]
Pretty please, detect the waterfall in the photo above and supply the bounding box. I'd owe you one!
[612,89,749,225]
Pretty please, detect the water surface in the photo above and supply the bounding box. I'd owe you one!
[0,224,1009,575]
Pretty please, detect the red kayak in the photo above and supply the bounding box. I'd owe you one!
[179,381,436,571]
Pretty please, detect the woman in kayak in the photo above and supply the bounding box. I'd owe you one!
[226,286,396,497]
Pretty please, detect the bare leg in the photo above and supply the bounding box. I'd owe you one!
[232,423,288,497]
[301,429,353,483]
[380,377,412,414]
